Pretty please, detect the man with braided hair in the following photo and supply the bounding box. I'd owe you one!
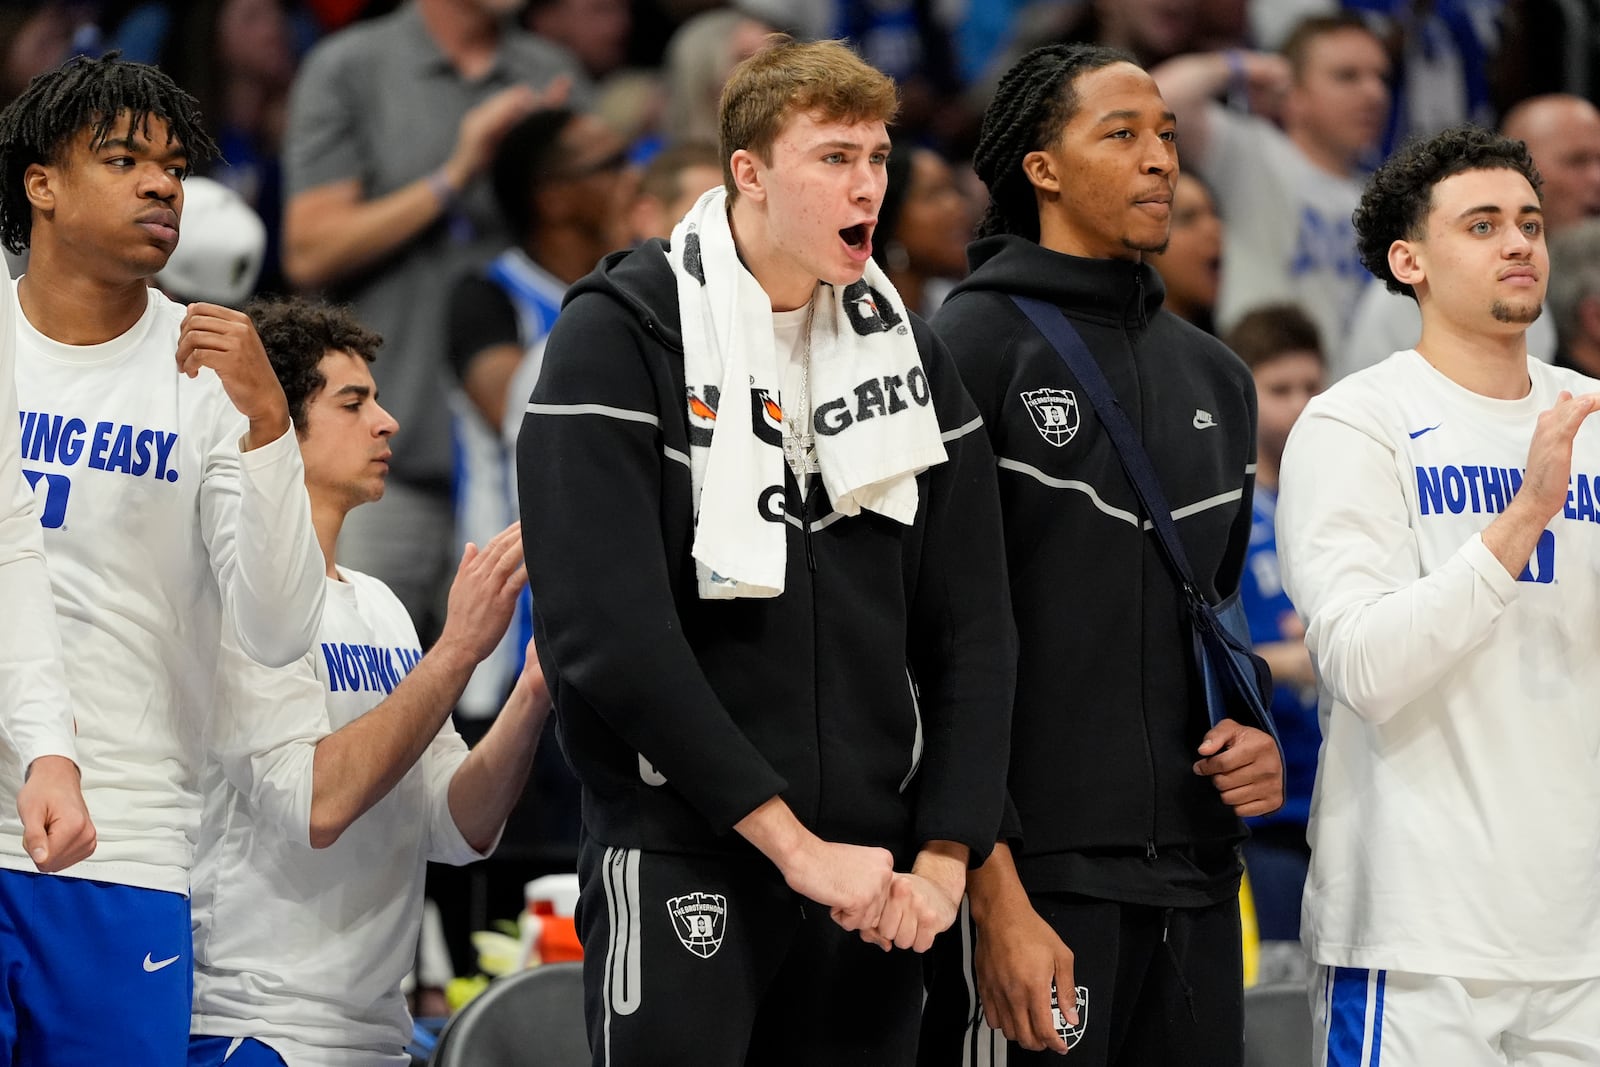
[921,43,1281,1066]
[0,55,324,1064]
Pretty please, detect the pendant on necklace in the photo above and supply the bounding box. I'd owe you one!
[783,420,819,477]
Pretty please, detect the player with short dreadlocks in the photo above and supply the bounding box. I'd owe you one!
[0,52,217,254]
[919,43,1281,1066]
[0,54,325,1065]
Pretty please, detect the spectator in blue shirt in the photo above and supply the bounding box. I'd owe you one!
[1225,302,1326,965]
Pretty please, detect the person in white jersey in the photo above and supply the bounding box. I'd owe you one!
[1334,94,1600,381]
[1277,124,1600,1065]
[0,268,94,879]
[0,55,325,1065]
[189,297,550,1067]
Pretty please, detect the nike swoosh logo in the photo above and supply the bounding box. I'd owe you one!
[142,952,180,973]
[1193,412,1216,429]
[1408,424,1442,439]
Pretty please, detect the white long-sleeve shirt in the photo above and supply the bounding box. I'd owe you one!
[1278,349,1600,981]
[0,278,74,775]
[0,284,325,894]
[191,569,486,1067]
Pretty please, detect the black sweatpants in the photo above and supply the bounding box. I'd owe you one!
[576,837,924,1067]
[920,893,1244,1067]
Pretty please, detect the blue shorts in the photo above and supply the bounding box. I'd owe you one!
[188,1036,290,1066]
[0,868,191,1066]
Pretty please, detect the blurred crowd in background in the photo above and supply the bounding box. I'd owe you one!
[10,0,1600,993]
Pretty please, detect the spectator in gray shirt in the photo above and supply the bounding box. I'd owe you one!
[282,0,584,639]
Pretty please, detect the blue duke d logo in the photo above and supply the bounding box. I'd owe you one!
[22,470,70,528]
[1518,529,1555,584]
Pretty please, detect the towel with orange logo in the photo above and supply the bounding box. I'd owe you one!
[670,188,945,600]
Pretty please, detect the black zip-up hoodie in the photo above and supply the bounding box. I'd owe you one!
[517,239,1016,866]
[933,236,1257,884]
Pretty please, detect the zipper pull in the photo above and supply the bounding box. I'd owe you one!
[1146,838,1157,862]
[801,487,817,572]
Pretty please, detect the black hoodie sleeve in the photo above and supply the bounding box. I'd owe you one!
[904,319,1017,865]
[934,291,1029,852]
[517,290,788,834]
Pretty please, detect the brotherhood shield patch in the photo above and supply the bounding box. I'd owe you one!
[1022,388,1079,446]
[1052,982,1089,1050]
[666,892,727,958]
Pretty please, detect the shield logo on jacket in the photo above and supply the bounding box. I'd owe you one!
[1053,982,1089,1050]
[667,892,727,958]
[1022,388,1079,446]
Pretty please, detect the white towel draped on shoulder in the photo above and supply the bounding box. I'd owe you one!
[670,187,947,600]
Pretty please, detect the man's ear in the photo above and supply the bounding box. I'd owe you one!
[23,162,56,215]
[1020,149,1060,195]
[1388,237,1425,292]
[729,148,765,203]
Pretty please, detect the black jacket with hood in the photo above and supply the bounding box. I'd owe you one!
[517,239,1016,866]
[934,236,1258,899]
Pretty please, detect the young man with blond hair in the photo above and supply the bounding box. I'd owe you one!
[518,36,1014,1066]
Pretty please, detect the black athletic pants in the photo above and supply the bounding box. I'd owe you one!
[576,837,924,1067]
[920,893,1244,1067]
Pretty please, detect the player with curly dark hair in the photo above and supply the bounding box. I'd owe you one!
[1354,125,1542,300]
[1279,124,1600,1061]
[188,297,550,1067]
[245,296,383,432]
[0,54,324,1065]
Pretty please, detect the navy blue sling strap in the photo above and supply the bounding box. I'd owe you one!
[1008,293,1282,748]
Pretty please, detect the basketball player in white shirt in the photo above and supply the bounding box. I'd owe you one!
[0,265,93,877]
[1279,124,1600,1066]
[0,54,325,1065]
[189,297,550,1067]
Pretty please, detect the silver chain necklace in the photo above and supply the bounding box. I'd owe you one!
[782,298,820,482]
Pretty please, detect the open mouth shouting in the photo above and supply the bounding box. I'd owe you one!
[840,221,874,263]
